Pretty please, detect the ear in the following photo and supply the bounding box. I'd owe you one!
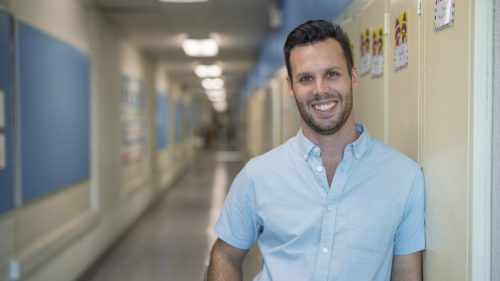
[351,67,359,91]
[286,77,295,98]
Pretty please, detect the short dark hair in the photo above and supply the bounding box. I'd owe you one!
[284,20,354,81]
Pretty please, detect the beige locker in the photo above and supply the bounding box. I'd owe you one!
[422,1,470,280]
[354,0,387,142]
[388,0,423,161]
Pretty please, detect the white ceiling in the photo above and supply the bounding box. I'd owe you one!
[92,0,275,104]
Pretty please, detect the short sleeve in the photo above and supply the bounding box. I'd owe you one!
[394,168,426,255]
[213,165,260,250]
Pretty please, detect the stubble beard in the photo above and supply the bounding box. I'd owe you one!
[294,89,353,136]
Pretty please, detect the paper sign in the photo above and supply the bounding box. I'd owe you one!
[359,28,372,76]
[394,11,409,71]
[435,0,455,31]
[0,134,5,170]
[0,91,4,129]
[371,28,384,78]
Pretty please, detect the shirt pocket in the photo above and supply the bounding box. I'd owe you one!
[347,201,396,252]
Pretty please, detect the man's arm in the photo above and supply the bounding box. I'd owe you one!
[206,238,249,281]
[391,251,423,281]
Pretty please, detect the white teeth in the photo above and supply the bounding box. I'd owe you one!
[314,102,336,112]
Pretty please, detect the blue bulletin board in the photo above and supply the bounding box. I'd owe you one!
[0,11,15,213]
[17,21,90,202]
[156,93,169,150]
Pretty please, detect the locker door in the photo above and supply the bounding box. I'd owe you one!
[388,0,423,161]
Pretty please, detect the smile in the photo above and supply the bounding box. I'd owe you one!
[313,101,337,112]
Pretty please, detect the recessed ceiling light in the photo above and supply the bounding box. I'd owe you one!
[213,101,227,113]
[182,38,218,57]
[202,78,224,90]
[195,64,222,78]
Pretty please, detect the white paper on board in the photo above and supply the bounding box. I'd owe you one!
[0,134,5,170]
[0,91,5,129]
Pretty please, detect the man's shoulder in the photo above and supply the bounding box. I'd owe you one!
[245,138,295,173]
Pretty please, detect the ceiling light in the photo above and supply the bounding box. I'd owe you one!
[213,101,227,113]
[206,89,226,98]
[182,38,218,57]
[206,91,226,102]
[159,0,209,3]
[195,64,222,78]
[202,78,224,90]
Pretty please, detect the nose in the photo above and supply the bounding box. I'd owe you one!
[313,79,328,96]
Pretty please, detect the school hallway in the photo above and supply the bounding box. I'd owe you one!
[77,148,260,281]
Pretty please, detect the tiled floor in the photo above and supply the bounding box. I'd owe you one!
[80,150,261,281]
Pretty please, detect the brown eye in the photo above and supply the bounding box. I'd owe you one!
[298,75,313,83]
[325,71,339,79]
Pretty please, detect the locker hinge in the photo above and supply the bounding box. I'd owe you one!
[384,13,390,35]
[417,0,423,15]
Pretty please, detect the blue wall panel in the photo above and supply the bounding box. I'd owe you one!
[156,93,168,150]
[0,11,15,213]
[18,22,90,202]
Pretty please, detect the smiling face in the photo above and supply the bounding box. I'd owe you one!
[288,38,358,137]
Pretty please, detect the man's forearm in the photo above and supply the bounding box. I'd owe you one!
[206,250,243,281]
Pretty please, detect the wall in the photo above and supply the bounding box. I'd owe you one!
[0,0,196,280]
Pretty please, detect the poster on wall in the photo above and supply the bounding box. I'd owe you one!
[370,28,384,78]
[359,28,371,76]
[0,90,4,128]
[0,134,5,170]
[434,0,455,31]
[394,11,409,71]
[121,76,145,163]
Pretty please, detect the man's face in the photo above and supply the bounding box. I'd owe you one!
[287,38,357,136]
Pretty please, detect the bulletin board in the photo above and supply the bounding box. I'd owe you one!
[18,21,90,202]
[121,76,145,163]
[0,11,15,213]
[156,92,169,150]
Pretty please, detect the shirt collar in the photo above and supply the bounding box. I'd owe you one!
[295,123,373,161]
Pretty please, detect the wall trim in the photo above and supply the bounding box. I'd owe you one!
[471,0,493,280]
[9,210,99,280]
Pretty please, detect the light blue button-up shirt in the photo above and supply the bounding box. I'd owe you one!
[214,124,425,281]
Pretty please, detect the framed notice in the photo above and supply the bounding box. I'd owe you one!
[434,0,455,31]
[0,90,4,128]
[121,76,145,163]
[0,134,5,170]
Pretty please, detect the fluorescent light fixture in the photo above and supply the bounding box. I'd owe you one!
[206,89,226,98]
[195,64,222,78]
[159,0,209,3]
[206,90,226,102]
[182,38,218,57]
[213,101,227,113]
[202,78,224,90]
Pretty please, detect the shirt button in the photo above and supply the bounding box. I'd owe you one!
[327,205,334,211]
[316,166,323,172]
[322,247,328,254]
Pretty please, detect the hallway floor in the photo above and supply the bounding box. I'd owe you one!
[79,149,261,281]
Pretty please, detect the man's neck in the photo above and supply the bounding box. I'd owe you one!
[302,120,360,187]
[302,120,359,159]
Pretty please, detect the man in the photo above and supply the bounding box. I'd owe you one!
[207,20,425,281]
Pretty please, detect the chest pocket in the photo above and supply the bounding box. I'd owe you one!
[347,200,396,252]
